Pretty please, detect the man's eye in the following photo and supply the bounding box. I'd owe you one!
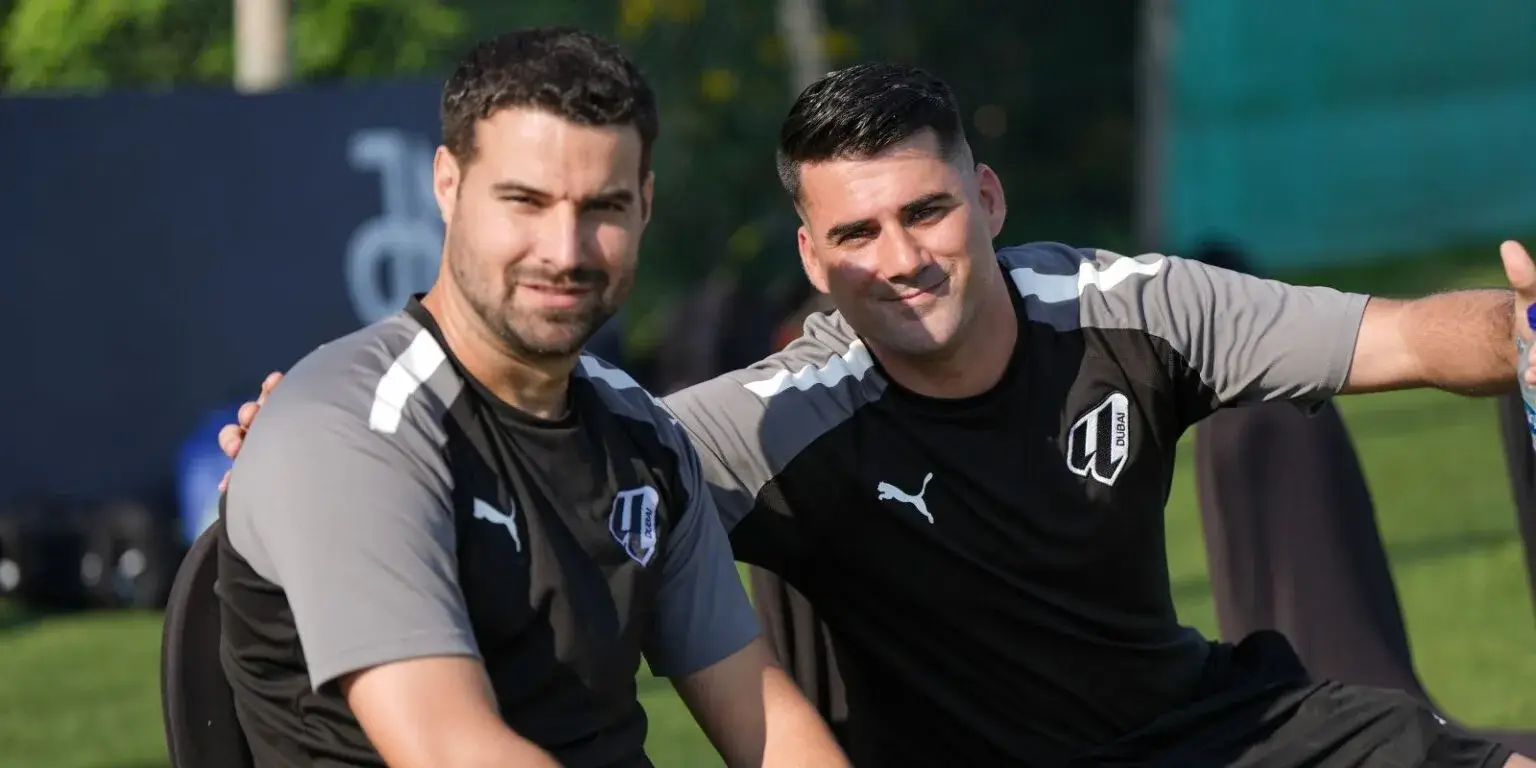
[910,206,942,223]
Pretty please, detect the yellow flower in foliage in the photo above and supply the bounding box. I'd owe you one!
[619,0,704,39]
[699,68,737,103]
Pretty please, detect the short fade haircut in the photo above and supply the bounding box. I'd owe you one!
[776,62,966,203]
[440,27,658,175]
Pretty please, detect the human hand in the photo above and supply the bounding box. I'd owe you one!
[215,371,284,491]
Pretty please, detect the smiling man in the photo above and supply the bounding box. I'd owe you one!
[214,28,843,768]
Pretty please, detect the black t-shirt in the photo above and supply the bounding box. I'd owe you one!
[218,299,757,767]
[661,241,1368,764]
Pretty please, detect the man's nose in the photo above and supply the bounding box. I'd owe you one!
[542,203,586,270]
[875,227,930,281]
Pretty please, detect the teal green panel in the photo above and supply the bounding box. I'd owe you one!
[1163,0,1536,270]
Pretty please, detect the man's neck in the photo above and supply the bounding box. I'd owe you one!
[868,271,1018,400]
[420,288,575,420]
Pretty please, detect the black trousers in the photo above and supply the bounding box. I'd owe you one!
[1078,631,1509,768]
[1195,397,1536,756]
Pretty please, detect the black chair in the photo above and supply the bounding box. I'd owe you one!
[160,519,254,767]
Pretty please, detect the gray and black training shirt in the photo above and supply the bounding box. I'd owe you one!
[661,241,1369,765]
[218,299,757,768]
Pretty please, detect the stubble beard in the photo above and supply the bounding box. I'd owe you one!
[447,238,620,362]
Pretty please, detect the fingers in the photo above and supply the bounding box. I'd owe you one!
[218,424,245,459]
[1502,240,1536,296]
[258,371,283,405]
[237,400,260,430]
[218,374,283,492]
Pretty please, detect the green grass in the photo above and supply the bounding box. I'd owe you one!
[4,253,1535,767]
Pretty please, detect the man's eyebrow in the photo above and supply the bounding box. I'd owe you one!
[825,218,873,244]
[900,192,958,215]
[823,192,959,243]
[584,188,636,206]
[488,181,636,206]
[489,180,550,199]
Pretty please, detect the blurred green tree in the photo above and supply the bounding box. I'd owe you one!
[0,0,463,92]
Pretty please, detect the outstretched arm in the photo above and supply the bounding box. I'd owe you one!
[1344,241,1536,395]
[1075,239,1536,430]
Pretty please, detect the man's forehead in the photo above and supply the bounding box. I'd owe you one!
[476,106,638,144]
[800,146,962,218]
[470,109,644,192]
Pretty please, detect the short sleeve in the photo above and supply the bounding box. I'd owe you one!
[1071,248,1369,421]
[661,380,771,533]
[660,315,868,573]
[641,438,760,678]
[223,374,477,690]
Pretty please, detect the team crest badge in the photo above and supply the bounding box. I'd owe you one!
[609,486,661,566]
[1066,391,1131,487]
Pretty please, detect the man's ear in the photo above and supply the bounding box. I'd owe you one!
[641,170,655,225]
[974,163,1007,238]
[797,225,829,294]
[432,146,461,225]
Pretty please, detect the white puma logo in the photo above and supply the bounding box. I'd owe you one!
[876,472,935,524]
[473,498,522,553]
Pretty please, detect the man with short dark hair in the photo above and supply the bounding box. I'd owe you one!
[224,60,1536,766]
[215,28,844,768]
[687,62,1536,767]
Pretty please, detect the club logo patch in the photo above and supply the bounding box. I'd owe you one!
[609,486,661,566]
[1067,392,1131,486]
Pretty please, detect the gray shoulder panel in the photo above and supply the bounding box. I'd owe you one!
[255,310,465,445]
[226,311,464,579]
[575,354,692,460]
[661,310,885,530]
[999,242,1368,407]
[224,311,478,689]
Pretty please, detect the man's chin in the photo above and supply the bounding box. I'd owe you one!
[515,332,591,359]
[865,313,965,360]
[501,318,604,360]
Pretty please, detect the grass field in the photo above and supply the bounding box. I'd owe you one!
[4,252,1536,767]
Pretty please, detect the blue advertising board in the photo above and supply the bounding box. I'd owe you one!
[0,80,447,505]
